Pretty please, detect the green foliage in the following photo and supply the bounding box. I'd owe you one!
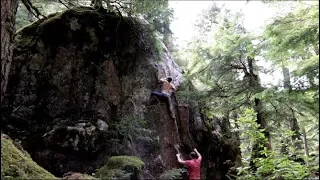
[148,32,164,61]
[95,155,144,179]
[176,4,263,120]
[15,0,174,58]
[159,168,186,180]
[237,109,268,151]
[109,115,147,142]
[122,0,174,46]
[176,4,319,177]
[15,0,66,30]
[263,2,319,89]
[250,155,309,180]
[16,2,33,30]
[264,2,318,57]
[1,136,57,179]
[236,108,313,180]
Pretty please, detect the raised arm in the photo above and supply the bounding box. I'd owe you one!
[159,78,166,83]
[194,148,202,161]
[176,154,186,165]
[172,84,176,91]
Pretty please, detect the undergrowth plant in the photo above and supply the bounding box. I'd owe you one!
[110,115,147,143]
[236,108,313,180]
[159,168,186,180]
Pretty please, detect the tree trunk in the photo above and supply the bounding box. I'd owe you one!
[289,116,303,150]
[162,0,171,48]
[302,127,309,157]
[1,0,18,105]
[248,57,271,149]
[247,57,271,170]
[282,66,303,150]
[128,0,133,16]
[280,138,289,155]
[92,0,102,9]
[282,66,291,90]
[254,98,271,150]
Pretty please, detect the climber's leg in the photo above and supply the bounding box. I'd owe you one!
[151,91,165,104]
[167,96,176,119]
[152,92,175,119]
[151,91,165,98]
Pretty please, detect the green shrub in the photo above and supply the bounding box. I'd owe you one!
[159,168,186,180]
[95,156,144,179]
[236,108,312,180]
[110,115,146,142]
[148,32,164,61]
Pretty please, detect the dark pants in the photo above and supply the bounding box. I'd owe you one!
[151,92,170,100]
[151,91,175,118]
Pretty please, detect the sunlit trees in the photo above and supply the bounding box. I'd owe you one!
[262,1,319,157]
[176,1,318,179]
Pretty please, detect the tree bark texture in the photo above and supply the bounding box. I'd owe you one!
[162,0,170,48]
[302,127,309,157]
[247,57,271,150]
[1,0,18,105]
[247,57,271,170]
[289,116,303,150]
[282,66,303,150]
[282,66,291,90]
[280,138,289,155]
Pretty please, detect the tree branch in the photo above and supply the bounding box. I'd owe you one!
[21,0,45,19]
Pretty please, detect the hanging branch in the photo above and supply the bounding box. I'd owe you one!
[57,0,72,10]
[92,0,103,9]
[21,0,45,19]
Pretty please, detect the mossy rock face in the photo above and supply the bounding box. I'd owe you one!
[4,7,162,177]
[96,156,144,179]
[1,135,57,179]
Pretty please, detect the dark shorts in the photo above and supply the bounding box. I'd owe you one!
[151,91,170,100]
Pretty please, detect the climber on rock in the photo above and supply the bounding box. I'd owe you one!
[151,76,176,119]
[176,148,202,180]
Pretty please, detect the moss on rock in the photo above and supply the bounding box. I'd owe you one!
[95,156,144,179]
[62,172,98,179]
[1,135,57,179]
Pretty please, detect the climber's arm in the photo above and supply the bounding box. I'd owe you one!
[194,148,202,161]
[172,84,176,91]
[159,78,166,83]
[176,154,186,165]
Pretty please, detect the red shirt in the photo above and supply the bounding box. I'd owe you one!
[184,158,201,180]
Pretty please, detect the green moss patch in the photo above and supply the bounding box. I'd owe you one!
[95,156,144,179]
[62,172,97,179]
[1,136,57,179]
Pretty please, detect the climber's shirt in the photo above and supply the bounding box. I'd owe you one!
[184,158,201,180]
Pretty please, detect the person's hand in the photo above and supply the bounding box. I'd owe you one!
[194,148,197,152]
[176,153,180,157]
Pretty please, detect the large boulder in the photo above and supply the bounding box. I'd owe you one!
[95,155,144,179]
[1,134,57,179]
[2,7,240,179]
